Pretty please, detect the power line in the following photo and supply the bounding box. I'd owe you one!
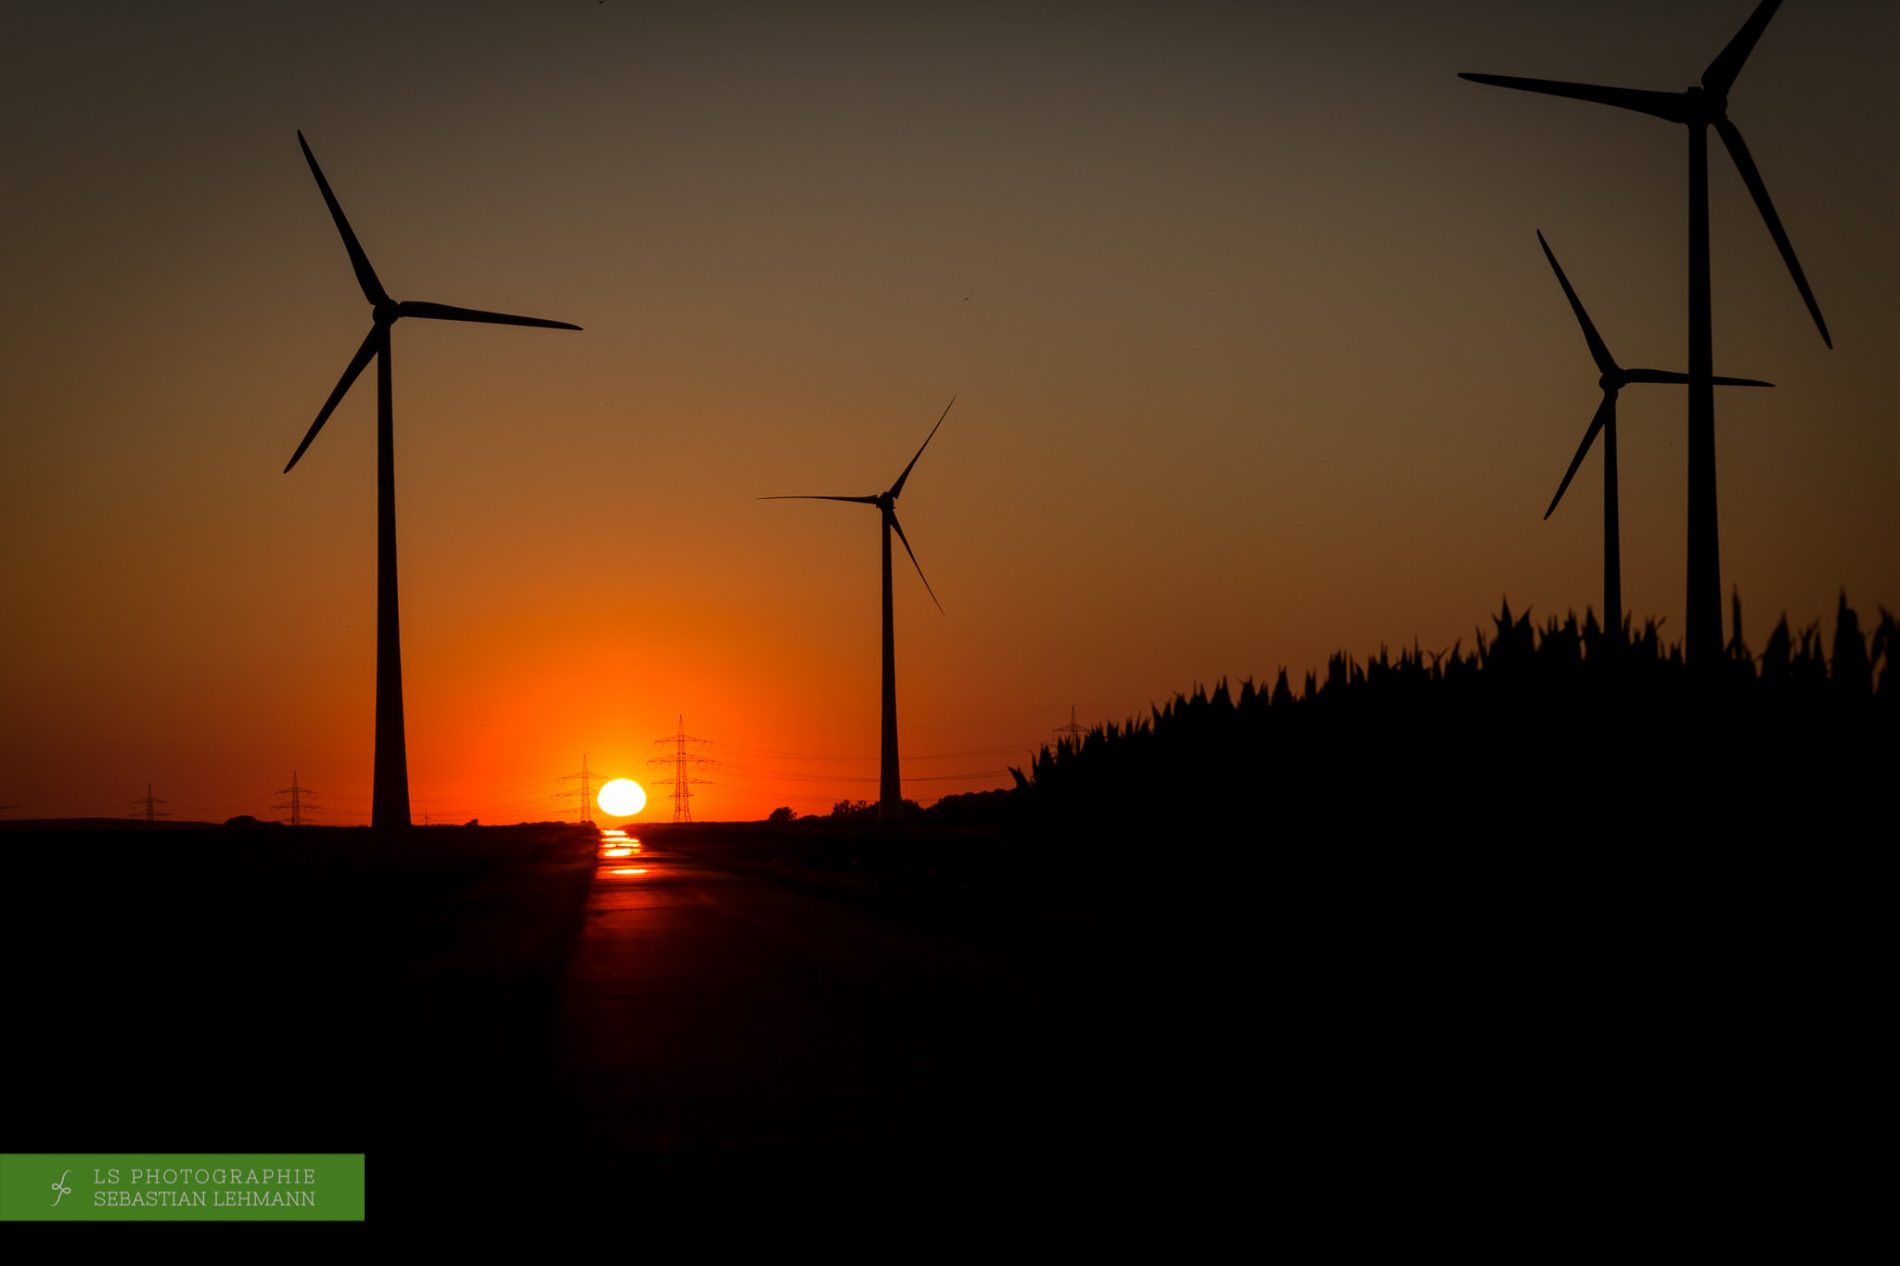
[650,715,713,823]
[128,782,169,823]
[707,739,1037,762]
[708,761,1007,785]
[272,771,321,827]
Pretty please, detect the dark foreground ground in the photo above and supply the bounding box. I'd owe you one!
[0,818,1881,1238]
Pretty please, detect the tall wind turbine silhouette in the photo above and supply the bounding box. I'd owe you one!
[1535,230,1770,631]
[763,397,955,822]
[284,132,580,829]
[1462,0,1829,667]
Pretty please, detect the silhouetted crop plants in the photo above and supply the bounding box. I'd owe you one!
[1011,595,1894,845]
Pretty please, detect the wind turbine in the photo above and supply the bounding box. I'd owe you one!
[1462,0,1829,667]
[1535,230,1770,632]
[763,397,955,822]
[284,131,580,829]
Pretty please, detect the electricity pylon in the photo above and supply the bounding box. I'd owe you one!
[558,754,606,825]
[129,783,169,823]
[1054,705,1087,750]
[649,716,713,823]
[273,771,321,827]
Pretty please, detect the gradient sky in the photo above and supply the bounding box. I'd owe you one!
[3,1,1895,823]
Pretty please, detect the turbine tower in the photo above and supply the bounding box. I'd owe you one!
[1534,231,1770,631]
[1462,0,1830,666]
[764,397,955,821]
[283,132,580,829]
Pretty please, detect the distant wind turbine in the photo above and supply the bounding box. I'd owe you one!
[284,131,581,829]
[763,397,955,822]
[1462,0,1829,666]
[1534,230,1770,631]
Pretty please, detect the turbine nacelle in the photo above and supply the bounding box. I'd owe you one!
[1683,85,1727,124]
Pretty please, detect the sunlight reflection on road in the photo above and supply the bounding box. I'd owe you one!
[595,827,656,881]
[598,827,643,861]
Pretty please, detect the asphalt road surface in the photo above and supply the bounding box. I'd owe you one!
[5,826,1867,1236]
[538,835,1884,1233]
[546,841,1205,1201]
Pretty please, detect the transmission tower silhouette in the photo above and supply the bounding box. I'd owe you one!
[1055,705,1087,750]
[129,782,169,823]
[273,771,321,827]
[649,716,713,823]
[558,754,607,825]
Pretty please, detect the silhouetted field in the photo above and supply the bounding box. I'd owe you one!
[1014,595,1895,848]
[1,822,596,1210]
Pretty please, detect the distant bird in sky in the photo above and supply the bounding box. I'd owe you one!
[283,131,580,829]
[762,397,955,821]
[1534,230,1769,631]
[1462,0,1830,666]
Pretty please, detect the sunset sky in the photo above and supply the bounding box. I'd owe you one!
[3,1,1895,824]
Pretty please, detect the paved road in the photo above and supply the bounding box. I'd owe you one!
[546,840,1193,1193]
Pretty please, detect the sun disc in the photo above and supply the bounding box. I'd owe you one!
[597,778,647,817]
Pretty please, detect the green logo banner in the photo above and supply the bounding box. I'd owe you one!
[0,1154,365,1221]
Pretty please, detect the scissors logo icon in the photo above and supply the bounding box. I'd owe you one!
[51,1170,73,1207]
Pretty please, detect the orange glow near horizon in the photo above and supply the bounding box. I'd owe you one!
[1,7,1894,827]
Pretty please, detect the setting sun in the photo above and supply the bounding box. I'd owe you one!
[597,778,647,818]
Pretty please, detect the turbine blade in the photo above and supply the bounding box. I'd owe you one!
[284,326,379,473]
[889,394,956,499]
[1715,117,1831,348]
[1703,0,1783,95]
[758,495,881,503]
[1545,394,1615,521]
[398,300,581,331]
[889,513,943,613]
[1624,368,1773,388]
[297,131,387,306]
[1457,74,1690,123]
[1537,231,1616,376]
